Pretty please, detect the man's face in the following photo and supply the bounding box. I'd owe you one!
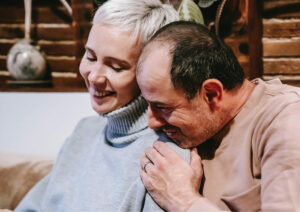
[137,45,220,148]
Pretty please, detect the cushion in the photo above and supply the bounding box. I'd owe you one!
[0,153,53,210]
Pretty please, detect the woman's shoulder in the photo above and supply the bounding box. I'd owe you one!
[54,116,107,165]
[74,115,107,134]
[137,129,190,162]
[61,115,107,145]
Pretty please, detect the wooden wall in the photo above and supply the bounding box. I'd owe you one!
[262,0,300,86]
[1,0,299,91]
[1,0,260,92]
[215,0,262,80]
[222,0,252,79]
[210,0,300,86]
[0,0,94,91]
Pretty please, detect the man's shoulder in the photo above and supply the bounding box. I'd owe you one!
[249,78,300,114]
[260,78,300,100]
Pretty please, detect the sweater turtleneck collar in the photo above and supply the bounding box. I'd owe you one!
[102,95,149,147]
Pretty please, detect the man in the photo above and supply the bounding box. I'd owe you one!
[137,21,300,211]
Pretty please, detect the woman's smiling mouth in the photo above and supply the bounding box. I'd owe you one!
[90,87,116,98]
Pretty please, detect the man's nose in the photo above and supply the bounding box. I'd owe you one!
[148,106,166,129]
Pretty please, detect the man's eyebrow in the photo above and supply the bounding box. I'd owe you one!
[148,101,167,106]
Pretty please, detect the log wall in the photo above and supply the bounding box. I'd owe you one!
[0,0,94,91]
[262,0,300,86]
[213,0,262,80]
[2,0,299,90]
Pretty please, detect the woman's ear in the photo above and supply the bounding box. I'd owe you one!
[201,79,224,110]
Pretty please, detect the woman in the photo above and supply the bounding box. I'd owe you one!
[15,0,189,211]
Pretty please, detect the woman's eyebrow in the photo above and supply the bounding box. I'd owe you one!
[85,46,95,54]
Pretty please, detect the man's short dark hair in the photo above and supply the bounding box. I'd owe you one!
[145,21,245,99]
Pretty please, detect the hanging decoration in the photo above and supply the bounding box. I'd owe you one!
[7,0,48,81]
[6,0,72,82]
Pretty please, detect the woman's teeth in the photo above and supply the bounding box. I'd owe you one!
[91,87,113,97]
[94,90,111,97]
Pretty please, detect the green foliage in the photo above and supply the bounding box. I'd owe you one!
[178,0,204,25]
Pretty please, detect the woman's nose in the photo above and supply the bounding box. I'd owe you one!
[88,66,106,84]
[148,106,166,129]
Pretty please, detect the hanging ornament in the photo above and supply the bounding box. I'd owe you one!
[7,0,47,81]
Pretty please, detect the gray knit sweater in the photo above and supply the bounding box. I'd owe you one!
[16,96,190,212]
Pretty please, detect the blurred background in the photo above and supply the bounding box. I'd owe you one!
[0,0,299,157]
[0,0,96,157]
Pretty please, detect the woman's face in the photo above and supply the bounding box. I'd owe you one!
[80,23,141,114]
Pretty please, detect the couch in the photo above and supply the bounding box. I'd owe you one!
[0,153,53,210]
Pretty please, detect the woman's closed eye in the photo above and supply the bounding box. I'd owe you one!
[107,60,130,72]
[87,56,97,62]
[110,64,125,72]
[85,47,97,62]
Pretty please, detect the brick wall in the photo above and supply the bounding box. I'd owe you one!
[262,0,300,86]
[0,0,94,91]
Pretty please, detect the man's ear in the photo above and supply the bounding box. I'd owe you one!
[201,79,224,110]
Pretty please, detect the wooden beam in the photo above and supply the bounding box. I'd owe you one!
[263,38,300,57]
[0,24,74,40]
[0,6,72,24]
[0,56,77,73]
[1,0,62,7]
[263,0,300,18]
[0,40,75,56]
[0,74,86,92]
[71,0,94,82]
[264,0,300,10]
[248,0,263,79]
[263,18,300,38]
[263,58,300,74]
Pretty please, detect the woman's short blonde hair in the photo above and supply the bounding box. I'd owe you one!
[93,0,179,45]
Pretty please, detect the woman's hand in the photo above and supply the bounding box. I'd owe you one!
[140,141,203,212]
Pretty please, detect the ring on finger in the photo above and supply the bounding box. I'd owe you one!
[143,161,152,173]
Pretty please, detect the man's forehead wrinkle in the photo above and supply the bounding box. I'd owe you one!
[139,65,169,87]
[141,79,168,104]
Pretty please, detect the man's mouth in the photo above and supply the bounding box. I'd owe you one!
[163,128,179,137]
